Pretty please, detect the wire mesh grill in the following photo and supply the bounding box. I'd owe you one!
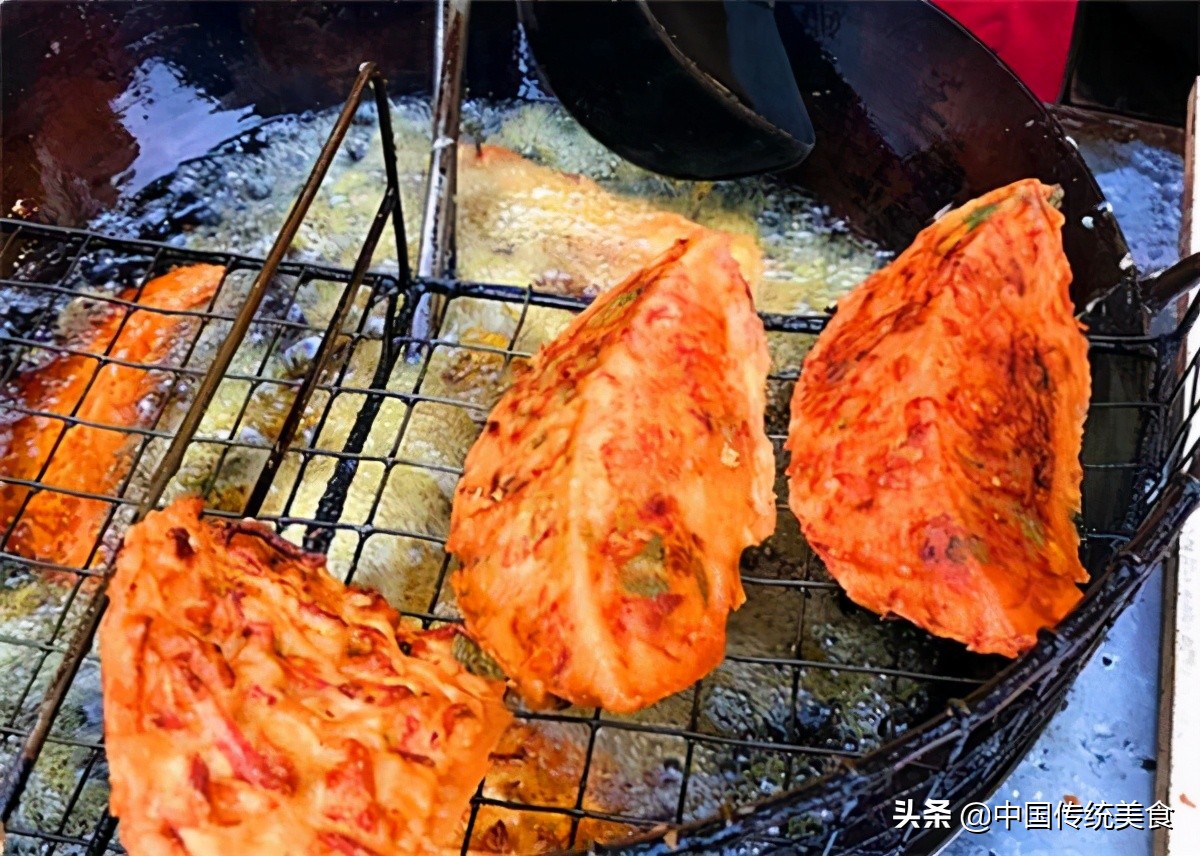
[2,63,1198,856]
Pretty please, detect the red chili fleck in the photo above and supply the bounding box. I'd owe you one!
[300,600,344,623]
[393,749,435,767]
[151,711,185,730]
[189,756,211,799]
[379,685,414,704]
[246,685,278,706]
[317,832,382,856]
[644,495,670,518]
[357,807,381,833]
[215,722,296,793]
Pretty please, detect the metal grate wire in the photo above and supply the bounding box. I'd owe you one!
[1,61,1198,856]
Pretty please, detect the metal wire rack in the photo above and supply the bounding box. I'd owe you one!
[2,50,1200,856]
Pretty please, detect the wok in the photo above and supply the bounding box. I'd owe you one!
[2,2,1199,854]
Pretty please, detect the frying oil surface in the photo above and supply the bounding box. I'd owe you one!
[2,97,912,845]
[97,97,886,314]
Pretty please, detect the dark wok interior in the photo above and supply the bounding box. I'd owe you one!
[0,2,1172,854]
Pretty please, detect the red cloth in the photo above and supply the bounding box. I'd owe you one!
[933,0,1079,102]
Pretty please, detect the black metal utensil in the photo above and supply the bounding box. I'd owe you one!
[515,0,816,180]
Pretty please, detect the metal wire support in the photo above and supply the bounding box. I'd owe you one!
[245,72,409,517]
[0,61,406,830]
[408,0,471,358]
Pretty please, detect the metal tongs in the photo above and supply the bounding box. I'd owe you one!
[410,0,815,345]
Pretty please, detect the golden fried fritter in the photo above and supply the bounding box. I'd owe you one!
[100,498,511,855]
[447,234,776,712]
[0,264,223,570]
[457,144,764,296]
[786,179,1090,657]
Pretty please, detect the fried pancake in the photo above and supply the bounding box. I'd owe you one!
[447,234,776,712]
[0,264,223,569]
[786,179,1090,657]
[456,144,764,296]
[100,498,511,855]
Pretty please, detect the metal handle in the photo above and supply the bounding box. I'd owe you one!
[408,0,471,358]
[1142,251,1200,321]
